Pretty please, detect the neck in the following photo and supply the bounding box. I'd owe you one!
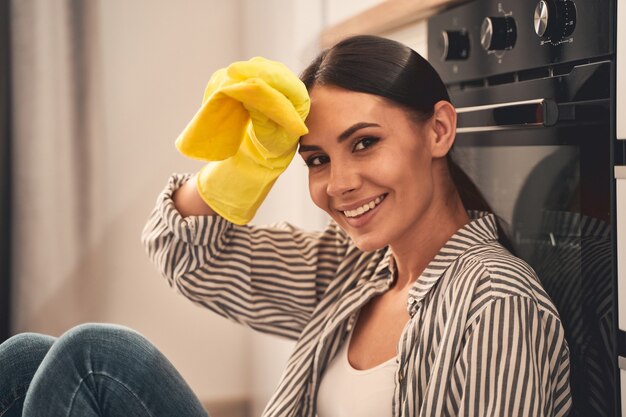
[389,172,469,291]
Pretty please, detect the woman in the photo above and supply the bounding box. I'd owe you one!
[0,35,572,417]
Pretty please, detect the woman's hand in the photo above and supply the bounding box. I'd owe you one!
[173,57,310,225]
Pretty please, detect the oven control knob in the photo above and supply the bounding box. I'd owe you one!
[534,0,577,40]
[480,16,517,51]
[441,30,470,60]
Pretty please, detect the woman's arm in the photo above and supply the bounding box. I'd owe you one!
[172,173,216,217]
[434,296,572,417]
[142,173,352,340]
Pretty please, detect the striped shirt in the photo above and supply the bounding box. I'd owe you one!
[142,173,572,417]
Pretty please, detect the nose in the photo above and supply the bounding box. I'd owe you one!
[326,161,361,197]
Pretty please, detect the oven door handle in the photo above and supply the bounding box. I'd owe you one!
[456,98,610,133]
[456,98,558,133]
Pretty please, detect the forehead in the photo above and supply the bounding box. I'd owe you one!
[307,85,383,120]
[302,86,407,142]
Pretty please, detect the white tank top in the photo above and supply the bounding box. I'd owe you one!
[316,330,397,417]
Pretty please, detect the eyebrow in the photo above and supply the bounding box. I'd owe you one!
[298,122,380,153]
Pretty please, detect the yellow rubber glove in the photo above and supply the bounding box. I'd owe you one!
[175,57,310,225]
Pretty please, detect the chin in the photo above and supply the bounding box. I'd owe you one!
[330,214,390,252]
[347,232,389,252]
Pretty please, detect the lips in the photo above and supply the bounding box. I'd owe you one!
[340,194,387,218]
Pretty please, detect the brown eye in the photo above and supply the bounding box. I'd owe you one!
[353,136,379,151]
[306,154,329,167]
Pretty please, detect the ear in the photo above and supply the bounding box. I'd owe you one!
[427,100,457,158]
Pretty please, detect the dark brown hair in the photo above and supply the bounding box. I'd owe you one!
[301,35,513,252]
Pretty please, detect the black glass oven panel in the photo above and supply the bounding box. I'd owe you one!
[452,123,614,417]
[449,58,614,414]
[444,43,615,415]
[429,0,617,410]
[452,60,611,111]
[428,0,614,83]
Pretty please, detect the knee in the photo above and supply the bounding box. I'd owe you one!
[61,323,150,348]
[1,332,55,357]
[61,322,138,343]
[0,333,55,364]
[0,333,55,387]
[55,323,160,368]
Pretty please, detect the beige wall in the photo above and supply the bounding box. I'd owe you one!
[323,0,428,56]
[239,1,327,415]
[96,0,252,404]
[383,20,428,57]
[10,0,252,405]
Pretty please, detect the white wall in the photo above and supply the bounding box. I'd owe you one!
[239,1,327,415]
[383,21,428,57]
[96,0,250,404]
[324,0,428,56]
[10,1,253,408]
[91,0,333,410]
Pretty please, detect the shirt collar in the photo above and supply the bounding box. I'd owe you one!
[404,211,498,315]
[371,246,394,282]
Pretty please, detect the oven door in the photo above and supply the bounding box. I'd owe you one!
[449,60,615,417]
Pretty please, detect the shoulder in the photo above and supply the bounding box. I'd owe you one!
[450,242,561,318]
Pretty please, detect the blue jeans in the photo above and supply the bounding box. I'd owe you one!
[0,323,210,417]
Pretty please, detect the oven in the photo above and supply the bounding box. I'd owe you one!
[428,0,623,416]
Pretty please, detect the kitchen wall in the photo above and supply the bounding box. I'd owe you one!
[96,0,252,407]
[384,22,428,57]
[11,0,251,410]
[9,0,328,413]
[239,1,325,415]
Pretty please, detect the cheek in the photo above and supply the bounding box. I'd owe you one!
[372,152,408,184]
[308,173,328,211]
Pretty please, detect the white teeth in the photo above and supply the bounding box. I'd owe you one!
[343,195,385,218]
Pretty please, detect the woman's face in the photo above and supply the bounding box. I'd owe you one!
[299,85,440,252]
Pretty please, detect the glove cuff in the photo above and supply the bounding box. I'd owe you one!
[196,154,288,225]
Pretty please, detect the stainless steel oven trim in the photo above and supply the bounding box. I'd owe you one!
[616,166,626,332]
[455,98,558,132]
[456,125,543,133]
[455,95,610,133]
[455,98,546,113]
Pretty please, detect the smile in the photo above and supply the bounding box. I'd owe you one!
[342,194,387,218]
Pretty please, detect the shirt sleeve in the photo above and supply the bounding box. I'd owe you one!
[451,296,572,417]
[141,173,352,340]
